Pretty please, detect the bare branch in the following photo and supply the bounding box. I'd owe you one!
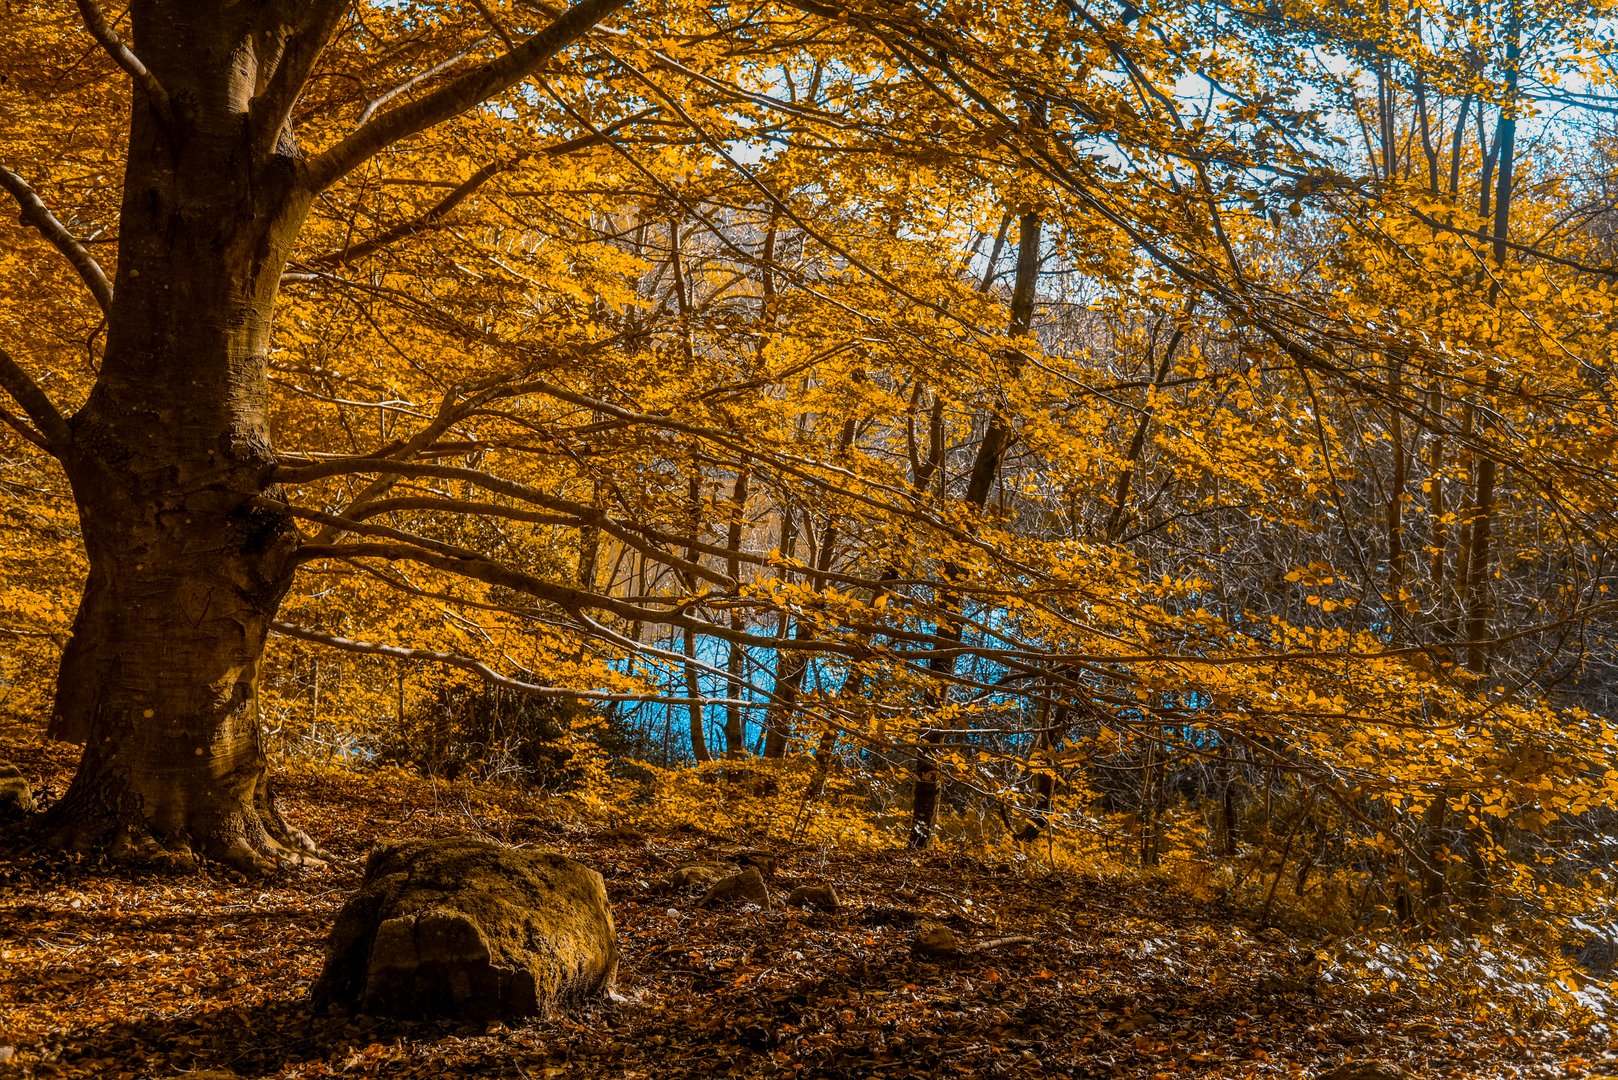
[0,165,114,313]
[0,404,51,452]
[310,161,498,269]
[276,455,753,576]
[344,495,731,585]
[270,619,763,706]
[467,0,518,50]
[355,34,494,129]
[305,0,629,192]
[303,114,650,268]
[0,344,72,457]
[74,0,173,125]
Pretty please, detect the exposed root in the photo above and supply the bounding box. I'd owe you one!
[35,781,332,876]
[38,813,198,871]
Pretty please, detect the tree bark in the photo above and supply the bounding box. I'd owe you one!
[43,5,320,870]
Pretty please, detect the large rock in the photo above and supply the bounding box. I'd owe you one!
[0,765,35,818]
[311,837,617,1021]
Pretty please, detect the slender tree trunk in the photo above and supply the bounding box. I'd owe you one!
[681,466,711,762]
[762,505,799,759]
[910,200,1042,849]
[1425,379,1448,633]
[1385,358,1408,617]
[1220,750,1240,857]
[44,11,320,870]
[1139,743,1161,868]
[683,625,709,762]
[1105,309,1191,541]
[1464,18,1518,675]
[723,469,751,758]
[1016,698,1068,842]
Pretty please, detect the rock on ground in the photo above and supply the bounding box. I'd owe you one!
[913,924,965,960]
[699,867,770,908]
[0,765,34,818]
[311,837,617,1021]
[664,861,735,889]
[785,883,840,912]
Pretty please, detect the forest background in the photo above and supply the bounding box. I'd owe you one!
[5,0,1618,1033]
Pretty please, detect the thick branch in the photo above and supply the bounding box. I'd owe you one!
[347,494,733,585]
[0,165,114,313]
[74,0,173,125]
[277,457,743,576]
[310,161,498,268]
[0,344,72,456]
[292,540,883,662]
[0,404,51,451]
[355,35,494,129]
[269,620,762,707]
[305,0,629,192]
[249,0,353,160]
[277,495,734,589]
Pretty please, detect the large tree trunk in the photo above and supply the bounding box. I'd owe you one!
[41,11,317,870]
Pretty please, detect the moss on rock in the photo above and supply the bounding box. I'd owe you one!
[0,765,35,818]
[311,837,617,1021]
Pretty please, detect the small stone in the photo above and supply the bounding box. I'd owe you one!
[666,861,735,889]
[785,884,841,913]
[912,925,965,960]
[721,848,778,879]
[698,867,770,909]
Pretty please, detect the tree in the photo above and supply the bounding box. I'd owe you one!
[1,0,628,869]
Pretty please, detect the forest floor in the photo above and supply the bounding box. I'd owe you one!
[1,729,1613,1079]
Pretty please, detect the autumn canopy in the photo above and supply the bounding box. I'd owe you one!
[1,0,1618,984]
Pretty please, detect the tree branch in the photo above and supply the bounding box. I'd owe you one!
[0,344,72,457]
[0,165,114,313]
[269,619,765,707]
[304,0,629,192]
[249,0,354,161]
[74,0,173,126]
[0,404,51,452]
[303,115,649,268]
[355,34,494,129]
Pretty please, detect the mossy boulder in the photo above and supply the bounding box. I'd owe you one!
[311,837,618,1021]
[0,765,35,818]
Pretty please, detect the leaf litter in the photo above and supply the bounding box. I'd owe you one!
[0,734,1612,1079]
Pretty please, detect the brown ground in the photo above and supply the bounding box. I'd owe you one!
[0,731,1610,1079]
